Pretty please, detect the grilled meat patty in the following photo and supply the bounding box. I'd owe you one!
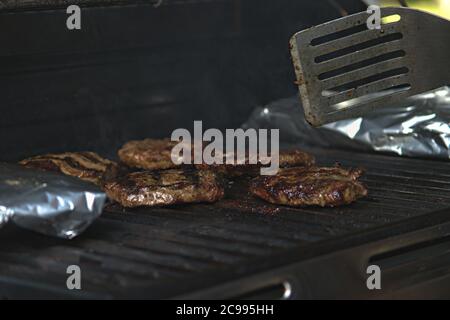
[278,149,316,168]
[119,137,315,176]
[118,138,180,170]
[250,166,368,207]
[196,149,316,177]
[19,152,117,186]
[103,168,224,207]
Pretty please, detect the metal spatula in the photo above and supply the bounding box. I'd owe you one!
[290,7,450,127]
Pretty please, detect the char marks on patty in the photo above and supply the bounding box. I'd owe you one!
[19,152,117,186]
[103,168,224,208]
[118,138,180,170]
[250,166,367,207]
[195,149,316,177]
[119,138,316,177]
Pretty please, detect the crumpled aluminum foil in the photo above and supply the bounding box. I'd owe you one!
[243,86,450,160]
[0,163,106,239]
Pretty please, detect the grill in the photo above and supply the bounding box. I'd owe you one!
[1,0,450,299]
[2,148,450,299]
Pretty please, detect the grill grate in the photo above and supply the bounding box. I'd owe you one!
[1,148,450,299]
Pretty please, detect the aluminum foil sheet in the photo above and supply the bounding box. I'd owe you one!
[243,86,450,160]
[0,163,106,239]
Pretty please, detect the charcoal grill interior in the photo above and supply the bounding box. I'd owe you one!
[1,0,450,299]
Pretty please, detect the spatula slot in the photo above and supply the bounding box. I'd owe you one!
[318,50,406,81]
[327,83,411,112]
[322,66,409,97]
[311,24,367,46]
[315,33,403,63]
[382,14,402,25]
[315,41,404,75]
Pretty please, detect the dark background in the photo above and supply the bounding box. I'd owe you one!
[0,0,366,161]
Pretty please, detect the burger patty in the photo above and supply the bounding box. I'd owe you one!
[195,149,315,177]
[118,138,180,170]
[19,152,117,186]
[250,166,368,207]
[119,138,315,176]
[103,168,224,208]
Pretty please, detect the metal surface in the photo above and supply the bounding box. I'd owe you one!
[243,86,450,160]
[290,7,450,126]
[1,148,450,299]
[0,163,106,239]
